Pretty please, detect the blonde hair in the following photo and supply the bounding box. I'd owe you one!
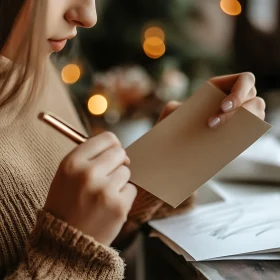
[0,0,47,116]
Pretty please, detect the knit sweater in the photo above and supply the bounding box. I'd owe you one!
[0,56,193,279]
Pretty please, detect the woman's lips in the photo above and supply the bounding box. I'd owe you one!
[48,39,67,52]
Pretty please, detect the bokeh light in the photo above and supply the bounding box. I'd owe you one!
[61,64,81,84]
[143,37,166,59]
[88,94,108,115]
[220,0,242,16]
[144,27,165,41]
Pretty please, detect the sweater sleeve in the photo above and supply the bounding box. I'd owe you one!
[6,210,125,280]
[113,187,195,249]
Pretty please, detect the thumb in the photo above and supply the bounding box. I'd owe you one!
[157,101,182,123]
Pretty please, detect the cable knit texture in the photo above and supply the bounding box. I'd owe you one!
[0,56,193,278]
[6,210,125,280]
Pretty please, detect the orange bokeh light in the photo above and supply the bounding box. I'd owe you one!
[143,37,166,59]
[88,94,108,116]
[61,64,81,84]
[144,27,165,41]
[220,0,242,16]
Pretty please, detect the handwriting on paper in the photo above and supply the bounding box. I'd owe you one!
[150,196,280,261]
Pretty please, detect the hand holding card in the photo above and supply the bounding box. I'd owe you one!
[126,82,271,208]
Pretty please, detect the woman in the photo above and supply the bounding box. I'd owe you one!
[0,0,265,279]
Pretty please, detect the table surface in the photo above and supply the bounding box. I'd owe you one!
[143,229,280,280]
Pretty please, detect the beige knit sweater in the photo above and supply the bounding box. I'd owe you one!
[0,56,193,279]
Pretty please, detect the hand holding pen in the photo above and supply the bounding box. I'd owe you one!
[38,112,137,245]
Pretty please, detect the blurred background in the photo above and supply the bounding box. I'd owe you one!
[51,0,280,278]
[52,0,280,145]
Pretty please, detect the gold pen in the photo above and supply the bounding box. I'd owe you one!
[38,112,131,166]
[38,112,88,144]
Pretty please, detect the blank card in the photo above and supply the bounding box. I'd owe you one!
[126,82,272,207]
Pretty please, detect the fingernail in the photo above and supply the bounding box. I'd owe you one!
[125,155,131,165]
[208,117,221,128]
[221,101,233,113]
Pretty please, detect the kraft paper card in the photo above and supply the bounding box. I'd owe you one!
[126,82,272,207]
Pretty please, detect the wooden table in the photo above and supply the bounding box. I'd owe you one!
[142,229,280,280]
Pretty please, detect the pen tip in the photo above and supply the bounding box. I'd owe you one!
[38,112,45,120]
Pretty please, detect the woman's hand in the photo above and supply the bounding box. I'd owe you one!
[158,72,266,127]
[44,132,137,246]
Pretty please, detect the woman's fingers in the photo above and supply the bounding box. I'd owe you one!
[210,72,255,93]
[210,73,241,93]
[208,96,266,128]
[156,73,264,130]
[208,86,257,128]
[107,165,131,191]
[208,72,263,128]
[67,131,121,163]
[119,183,138,212]
[92,146,128,176]
[221,87,257,113]
[210,72,256,111]
[220,74,256,113]
[157,101,182,123]
[242,97,266,120]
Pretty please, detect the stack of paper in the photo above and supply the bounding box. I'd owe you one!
[149,195,280,261]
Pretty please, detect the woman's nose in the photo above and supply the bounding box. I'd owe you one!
[65,3,97,28]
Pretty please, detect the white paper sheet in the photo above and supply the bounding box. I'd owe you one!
[215,134,280,182]
[150,231,280,261]
[238,134,280,165]
[149,195,280,261]
[207,180,280,202]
